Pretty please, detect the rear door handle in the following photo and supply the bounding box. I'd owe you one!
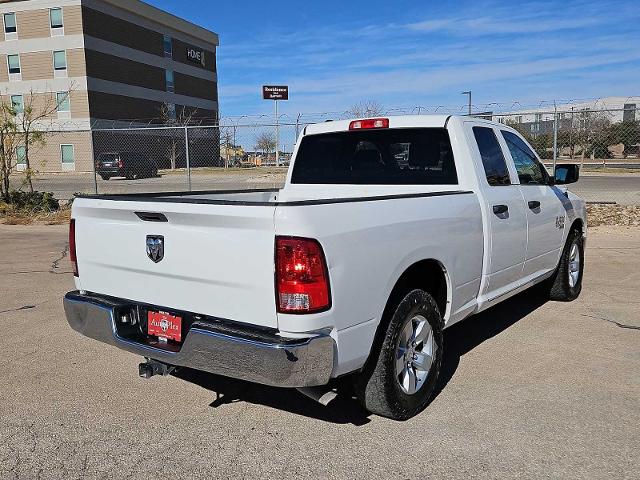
[493,205,508,215]
[528,201,541,210]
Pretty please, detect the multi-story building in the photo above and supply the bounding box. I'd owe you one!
[1,0,219,172]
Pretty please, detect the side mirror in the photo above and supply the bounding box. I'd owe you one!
[554,164,580,185]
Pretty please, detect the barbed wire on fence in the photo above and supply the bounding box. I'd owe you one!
[5,106,639,206]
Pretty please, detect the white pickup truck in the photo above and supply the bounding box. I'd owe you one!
[64,115,586,420]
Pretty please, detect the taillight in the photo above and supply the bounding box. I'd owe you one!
[276,237,330,313]
[349,118,389,130]
[118,160,124,168]
[69,219,78,277]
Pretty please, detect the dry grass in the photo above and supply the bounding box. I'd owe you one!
[587,204,640,227]
[0,203,71,225]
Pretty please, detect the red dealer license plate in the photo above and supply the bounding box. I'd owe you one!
[147,311,182,342]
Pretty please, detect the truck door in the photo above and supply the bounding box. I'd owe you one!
[499,130,566,279]
[470,126,528,299]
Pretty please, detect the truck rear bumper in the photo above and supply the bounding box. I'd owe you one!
[63,292,335,388]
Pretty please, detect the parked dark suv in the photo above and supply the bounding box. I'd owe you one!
[95,152,158,180]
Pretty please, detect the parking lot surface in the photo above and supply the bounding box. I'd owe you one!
[1,225,638,479]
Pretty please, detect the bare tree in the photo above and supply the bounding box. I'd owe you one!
[221,127,234,168]
[346,100,385,118]
[158,103,197,170]
[19,89,72,192]
[0,102,20,201]
[255,132,276,162]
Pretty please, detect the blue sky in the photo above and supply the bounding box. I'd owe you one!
[149,0,640,118]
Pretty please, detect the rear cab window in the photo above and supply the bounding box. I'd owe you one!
[291,128,458,185]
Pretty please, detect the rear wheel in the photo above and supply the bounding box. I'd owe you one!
[545,228,584,301]
[125,171,135,180]
[99,174,110,181]
[355,289,443,420]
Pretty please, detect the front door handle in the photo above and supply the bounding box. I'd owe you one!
[493,204,509,215]
[528,200,541,210]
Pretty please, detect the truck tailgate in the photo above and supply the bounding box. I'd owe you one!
[72,198,278,328]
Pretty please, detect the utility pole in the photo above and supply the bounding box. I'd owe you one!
[462,91,472,116]
[551,101,558,171]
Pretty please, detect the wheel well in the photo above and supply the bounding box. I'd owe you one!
[358,259,448,376]
[385,260,448,321]
[570,218,584,235]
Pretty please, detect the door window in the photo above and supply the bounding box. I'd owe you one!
[501,130,548,185]
[473,126,511,186]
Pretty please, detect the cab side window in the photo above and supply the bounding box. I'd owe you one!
[473,126,511,186]
[501,130,548,185]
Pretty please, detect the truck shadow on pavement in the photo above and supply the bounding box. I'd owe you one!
[174,290,548,425]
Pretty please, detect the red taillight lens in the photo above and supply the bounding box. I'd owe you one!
[69,219,78,277]
[349,118,389,130]
[276,237,330,313]
[118,160,124,168]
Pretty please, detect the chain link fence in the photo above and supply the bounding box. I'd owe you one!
[5,108,639,205]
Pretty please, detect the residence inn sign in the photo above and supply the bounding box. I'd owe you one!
[262,85,289,100]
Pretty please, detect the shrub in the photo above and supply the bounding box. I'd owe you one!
[6,190,60,213]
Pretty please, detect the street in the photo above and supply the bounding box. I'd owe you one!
[10,171,640,205]
[1,224,638,479]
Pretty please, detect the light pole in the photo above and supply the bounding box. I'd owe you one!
[461,91,472,116]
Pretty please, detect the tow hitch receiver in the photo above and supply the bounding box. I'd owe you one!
[138,359,175,379]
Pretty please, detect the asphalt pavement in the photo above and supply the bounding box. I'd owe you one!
[8,171,640,205]
[0,224,638,479]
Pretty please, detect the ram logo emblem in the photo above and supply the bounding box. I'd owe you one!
[146,235,164,263]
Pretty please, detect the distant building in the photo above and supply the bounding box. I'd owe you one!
[493,96,639,137]
[1,0,219,172]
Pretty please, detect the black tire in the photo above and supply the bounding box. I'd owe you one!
[545,228,584,301]
[355,289,444,420]
[125,171,135,180]
[100,175,109,181]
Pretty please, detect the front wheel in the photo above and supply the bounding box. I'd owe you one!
[545,228,585,301]
[355,289,443,420]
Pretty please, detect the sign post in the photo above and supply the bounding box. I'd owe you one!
[262,86,289,167]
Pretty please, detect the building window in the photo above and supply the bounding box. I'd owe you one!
[57,92,70,112]
[3,12,17,34]
[53,50,67,70]
[163,35,172,58]
[7,54,21,74]
[10,94,24,113]
[61,144,75,164]
[16,146,26,166]
[50,8,63,29]
[166,69,174,93]
[623,103,636,122]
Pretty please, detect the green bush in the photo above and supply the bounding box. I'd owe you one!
[7,191,60,213]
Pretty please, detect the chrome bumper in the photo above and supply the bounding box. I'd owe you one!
[63,292,335,388]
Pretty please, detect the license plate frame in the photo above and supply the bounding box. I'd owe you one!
[147,310,182,342]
